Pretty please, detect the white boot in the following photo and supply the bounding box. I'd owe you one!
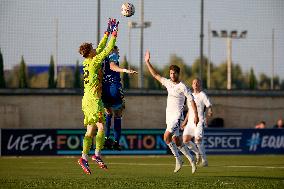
[174,157,183,173]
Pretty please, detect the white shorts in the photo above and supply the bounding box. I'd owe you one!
[166,118,181,137]
[183,120,205,138]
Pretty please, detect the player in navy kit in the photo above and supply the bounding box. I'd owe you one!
[102,46,137,150]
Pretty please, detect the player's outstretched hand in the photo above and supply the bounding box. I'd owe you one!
[144,50,150,63]
[110,18,119,32]
[128,69,138,74]
[123,69,138,74]
[106,18,112,34]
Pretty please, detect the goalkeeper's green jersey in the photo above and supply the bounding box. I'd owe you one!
[81,34,116,125]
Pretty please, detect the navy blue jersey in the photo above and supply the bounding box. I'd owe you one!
[102,53,121,84]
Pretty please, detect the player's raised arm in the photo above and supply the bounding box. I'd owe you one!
[144,50,162,83]
[96,19,112,54]
[110,62,137,74]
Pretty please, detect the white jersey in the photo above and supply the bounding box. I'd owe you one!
[161,77,193,124]
[187,91,211,123]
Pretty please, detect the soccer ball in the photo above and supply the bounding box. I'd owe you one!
[121,3,135,17]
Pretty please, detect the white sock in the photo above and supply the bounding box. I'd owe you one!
[178,144,194,164]
[185,141,199,155]
[196,141,207,161]
[167,142,180,158]
[95,149,101,157]
[82,153,88,161]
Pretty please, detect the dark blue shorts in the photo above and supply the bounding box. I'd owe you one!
[102,82,125,110]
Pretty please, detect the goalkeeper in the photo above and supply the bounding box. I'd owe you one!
[77,18,118,175]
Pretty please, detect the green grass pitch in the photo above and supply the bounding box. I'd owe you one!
[0,155,283,189]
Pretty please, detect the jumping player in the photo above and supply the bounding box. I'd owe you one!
[144,50,199,173]
[102,45,137,150]
[77,19,118,175]
[182,78,213,167]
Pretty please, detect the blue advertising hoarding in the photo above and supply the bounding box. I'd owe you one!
[1,128,283,156]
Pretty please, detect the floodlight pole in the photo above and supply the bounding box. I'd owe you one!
[200,0,204,85]
[97,0,101,45]
[139,0,145,88]
[211,30,247,90]
[227,37,232,90]
[271,28,275,90]
[55,18,58,82]
[207,22,211,89]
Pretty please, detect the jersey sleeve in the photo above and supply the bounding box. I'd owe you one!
[160,77,170,88]
[202,92,212,107]
[109,53,118,63]
[91,36,116,66]
[95,33,109,54]
[183,85,194,102]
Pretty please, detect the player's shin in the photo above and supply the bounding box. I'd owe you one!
[82,135,93,160]
[167,141,180,158]
[178,143,195,164]
[105,114,112,138]
[178,143,197,173]
[95,130,105,156]
[113,117,122,142]
[184,141,199,155]
[196,140,208,165]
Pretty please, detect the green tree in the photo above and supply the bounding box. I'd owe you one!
[73,60,81,88]
[19,56,28,88]
[248,68,257,89]
[48,55,56,88]
[211,62,227,89]
[144,64,162,89]
[190,56,210,88]
[120,56,130,89]
[259,73,270,89]
[232,64,247,89]
[0,49,6,88]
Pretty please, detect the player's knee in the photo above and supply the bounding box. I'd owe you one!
[85,132,94,138]
[114,110,122,117]
[164,133,171,144]
[96,123,104,131]
[195,137,202,144]
[183,136,192,143]
[105,108,112,115]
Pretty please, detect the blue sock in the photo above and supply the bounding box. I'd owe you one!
[105,114,112,138]
[113,117,122,142]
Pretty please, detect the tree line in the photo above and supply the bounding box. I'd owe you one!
[0,49,283,90]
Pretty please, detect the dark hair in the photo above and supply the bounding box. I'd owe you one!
[114,45,118,49]
[78,43,93,58]
[169,65,180,74]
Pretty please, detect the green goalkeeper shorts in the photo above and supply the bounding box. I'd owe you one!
[82,94,105,126]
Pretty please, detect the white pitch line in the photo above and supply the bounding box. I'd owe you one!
[107,162,284,169]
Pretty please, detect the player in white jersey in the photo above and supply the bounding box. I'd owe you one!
[144,50,199,173]
[182,78,213,167]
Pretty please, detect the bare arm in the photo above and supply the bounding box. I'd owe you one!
[110,62,138,74]
[207,106,213,117]
[181,111,189,129]
[144,50,162,83]
[190,100,199,125]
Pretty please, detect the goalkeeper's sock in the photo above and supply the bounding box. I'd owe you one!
[82,135,93,157]
[95,130,105,152]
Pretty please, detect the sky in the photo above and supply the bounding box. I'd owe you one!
[1,0,284,79]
